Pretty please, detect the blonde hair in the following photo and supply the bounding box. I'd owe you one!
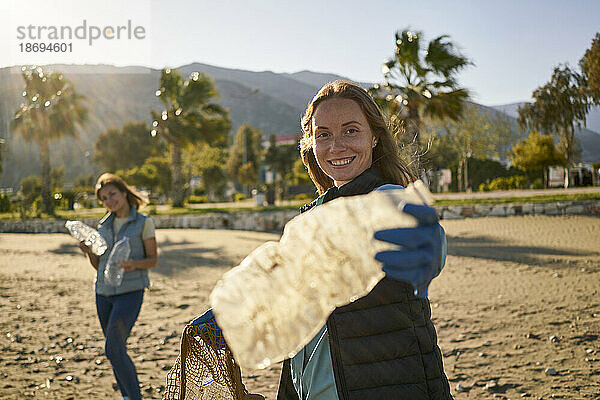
[300,80,416,194]
[95,173,146,210]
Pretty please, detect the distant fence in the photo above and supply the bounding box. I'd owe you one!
[0,200,599,234]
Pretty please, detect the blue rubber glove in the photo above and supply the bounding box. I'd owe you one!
[374,203,445,298]
[190,309,226,349]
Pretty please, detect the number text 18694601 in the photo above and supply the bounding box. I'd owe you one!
[19,42,73,53]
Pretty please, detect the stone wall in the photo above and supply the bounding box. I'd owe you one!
[434,200,600,220]
[0,210,299,234]
[0,200,598,234]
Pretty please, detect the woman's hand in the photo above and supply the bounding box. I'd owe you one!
[114,238,158,272]
[79,241,100,270]
[374,203,445,298]
[78,241,92,255]
[117,258,136,272]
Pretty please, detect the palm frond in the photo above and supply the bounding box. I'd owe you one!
[422,88,470,122]
[179,72,217,110]
[157,68,184,108]
[425,36,472,78]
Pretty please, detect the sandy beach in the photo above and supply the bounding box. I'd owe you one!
[1,215,599,399]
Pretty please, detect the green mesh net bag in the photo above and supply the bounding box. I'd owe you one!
[163,310,264,400]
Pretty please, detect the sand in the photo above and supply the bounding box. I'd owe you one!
[1,215,599,399]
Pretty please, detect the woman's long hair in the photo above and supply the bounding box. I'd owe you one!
[300,80,416,194]
[95,173,147,210]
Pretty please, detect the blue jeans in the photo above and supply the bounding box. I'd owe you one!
[96,290,144,400]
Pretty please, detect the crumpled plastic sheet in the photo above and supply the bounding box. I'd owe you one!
[210,180,433,370]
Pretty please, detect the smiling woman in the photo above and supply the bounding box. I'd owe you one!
[300,80,415,195]
[78,172,157,400]
[272,80,453,400]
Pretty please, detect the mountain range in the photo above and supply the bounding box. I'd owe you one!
[1,63,599,188]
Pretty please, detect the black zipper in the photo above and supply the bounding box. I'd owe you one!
[327,313,349,400]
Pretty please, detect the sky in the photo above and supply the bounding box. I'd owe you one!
[0,0,598,106]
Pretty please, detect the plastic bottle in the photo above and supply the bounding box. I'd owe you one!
[104,237,131,287]
[210,180,433,370]
[65,220,108,256]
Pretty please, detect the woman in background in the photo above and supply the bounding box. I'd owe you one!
[79,173,158,400]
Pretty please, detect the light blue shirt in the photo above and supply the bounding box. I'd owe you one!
[290,325,339,400]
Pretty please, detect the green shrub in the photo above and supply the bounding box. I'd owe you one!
[487,175,528,191]
[232,193,246,202]
[487,177,508,191]
[188,195,208,204]
[0,194,11,212]
[531,179,544,189]
[513,176,528,189]
[53,194,68,210]
[18,176,42,217]
[294,193,313,201]
[478,183,490,192]
[20,197,42,218]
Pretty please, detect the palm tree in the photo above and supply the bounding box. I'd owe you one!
[371,29,471,160]
[151,68,231,207]
[11,66,87,215]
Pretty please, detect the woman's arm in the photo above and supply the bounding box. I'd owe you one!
[78,241,100,270]
[119,237,158,271]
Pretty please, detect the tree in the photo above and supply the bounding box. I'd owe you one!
[11,67,87,215]
[509,131,566,186]
[425,104,509,191]
[59,173,96,211]
[263,134,300,199]
[73,173,96,188]
[226,123,264,191]
[186,143,228,201]
[94,121,166,172]
[423,131,459,171]
[151,68,231,207]
[50,166,65,192]
[518,65,590,174]
[19,175,41,217]
[580,32,600,105]
[291,157,312,185]
[371,29,471,161]
[118,156,172,196]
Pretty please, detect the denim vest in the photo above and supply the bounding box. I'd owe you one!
[95,207,150,296]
